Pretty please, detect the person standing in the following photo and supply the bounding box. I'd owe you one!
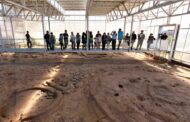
[82,32,87,50]
[136,30,145,50]
[161,33,168,40]
[147,33,155,50]
[102,33,107,50]
[59,33,64,50]
[63,30,69,49]
[131,31,137,50]
[123,33,130,51]
[95,31,101,49]
[50,32,56,50]
[70,32,76,50]
[44,31,50,50]
[111,31,117,50]
[117,28,124,50]
[89,31,93,50]
[25,31,32,48]
[76,33,81,50]
[106,33,111,49]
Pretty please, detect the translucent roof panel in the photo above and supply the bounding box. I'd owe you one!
[9,0,65,16]
[57,0,87,10]
[57,0,145,15]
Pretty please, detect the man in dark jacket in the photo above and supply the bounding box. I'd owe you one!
[50,32,56,50]
[131,31,137,50]
[102,33,107,50]
[44,31,50,50]
[89,31,93,50]
[82,32,87,50]
[25,31,32,48]
[63,30,69,49]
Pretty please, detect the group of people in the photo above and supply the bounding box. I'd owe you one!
[26,29,156,51]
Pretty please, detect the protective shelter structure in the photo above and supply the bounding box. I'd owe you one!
[0,0,189,64]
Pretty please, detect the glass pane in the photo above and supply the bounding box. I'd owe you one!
[181,53,190,63]
[175,29,188,51]
[180,15,190,28]
[184,30,190,52]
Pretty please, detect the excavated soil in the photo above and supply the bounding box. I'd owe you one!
[0,52,190,122]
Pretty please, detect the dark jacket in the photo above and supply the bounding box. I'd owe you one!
[44,34,50,42]
[125,35,130,41]
[147,35,155,44]
[82,33,86,43]
[63,33,69,40]
[26,34,31,42]
[132,33,137,40]
[102,35,107,44]
[76,35,81,43]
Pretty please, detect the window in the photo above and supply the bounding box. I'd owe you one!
[184,30,190,52]
[176,29,188,51]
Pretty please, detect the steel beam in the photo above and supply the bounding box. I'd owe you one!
[5,5,13,15]
[188,1,190,12]
[31,13,36,20]
[4,0,38,13]
[171,1,184,15]
[108,1,180,22]
[113,10,118,19]
[122,3,129,15]
[150,10,158,18]
[117,7,123,17]
[161,7,170,16]
[25,11,31,19]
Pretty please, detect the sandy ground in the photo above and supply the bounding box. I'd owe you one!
[0,52,190,122]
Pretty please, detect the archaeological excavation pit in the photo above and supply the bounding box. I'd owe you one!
[0,52,190,122]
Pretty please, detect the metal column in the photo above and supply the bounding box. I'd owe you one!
[105,19,107,33]
[139,19,142,32]
[86,14,89,50]
[48,16,51,32]
[1,0,6,50]
[167,4,172,24]
[123,17,127,34]
[41,15,46,49]
[3,18,8,48]
[10,17,16,49]
[130,15,134,41]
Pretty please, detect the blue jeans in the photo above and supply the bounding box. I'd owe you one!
[118,39,122,50]
[50,42,55,50]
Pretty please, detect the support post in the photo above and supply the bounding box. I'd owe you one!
[105,17,107,33]
[10,17,16,49]
[1,0,5,50]
[139,19,142,32]
[130,15,134,41]
[48,16,51,32]
[0,27,2,50]
[123,17,127,34]
[86,14,89,51]
[167,4,172,24]
[41,15,46,49]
